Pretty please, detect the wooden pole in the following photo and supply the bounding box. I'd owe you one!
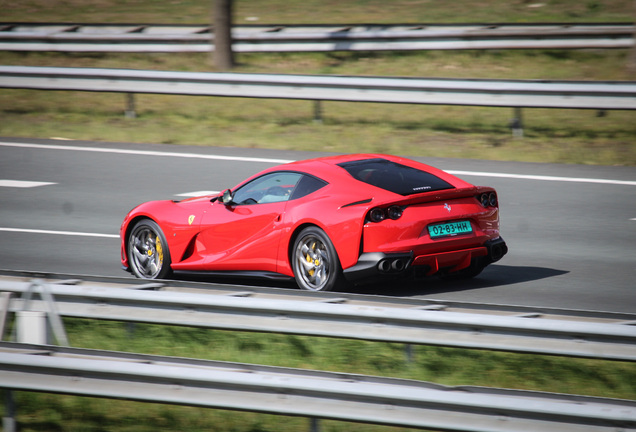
[212,0,234,70]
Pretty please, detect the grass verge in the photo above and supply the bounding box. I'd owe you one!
[2,0,633,24]
[1,50,635,166]
[1,1,635,166]
[8,318,636,432]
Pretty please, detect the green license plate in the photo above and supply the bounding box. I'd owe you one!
[428,220,472,238]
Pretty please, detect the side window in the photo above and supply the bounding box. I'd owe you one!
[290,175,327,200]
[232,172,302,205]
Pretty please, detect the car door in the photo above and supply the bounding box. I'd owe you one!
[197,172,303,272]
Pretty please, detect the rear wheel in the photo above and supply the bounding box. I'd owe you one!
[292,227,343,291]
[127,219,172,279]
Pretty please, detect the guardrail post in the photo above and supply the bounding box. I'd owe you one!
[313,100,323,123]
[13,280,69,346]
[0,293,11,340]
[3,390,16,432]
[125,93,136,118]
[1,293,16,432]
[510,107,523,138]
[309,417,321,432]
[405,343,415,363]
[16,311,47,344]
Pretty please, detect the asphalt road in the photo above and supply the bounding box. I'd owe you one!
[1,137,635,312]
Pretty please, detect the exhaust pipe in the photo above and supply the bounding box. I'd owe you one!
[378,258,409,273]
[487,239,508,262]
[378,260,392,272]
[391,259,406,272]
[491,245,503,261]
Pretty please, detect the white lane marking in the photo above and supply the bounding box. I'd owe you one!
[0,180,56,188]
[3,141,634,186]
[0,227,118,239]
[0,141,294,165]
[445,170,636,186]
[175,190,220,197]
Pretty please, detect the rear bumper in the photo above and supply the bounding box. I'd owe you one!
[343,237,507,282]
[343,252,414,282]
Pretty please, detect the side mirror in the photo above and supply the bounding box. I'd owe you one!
[220,189,234,205]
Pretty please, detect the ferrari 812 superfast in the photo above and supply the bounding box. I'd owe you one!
[120,154,507,291]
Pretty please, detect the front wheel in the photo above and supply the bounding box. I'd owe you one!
[292,227,343,291]
[127,219,172,279]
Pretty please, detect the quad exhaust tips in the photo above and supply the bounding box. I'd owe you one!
[378,257,409,273]
[342,238,507,283]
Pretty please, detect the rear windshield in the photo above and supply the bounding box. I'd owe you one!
[338,158,453,196]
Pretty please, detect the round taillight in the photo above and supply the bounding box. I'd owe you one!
[369,208,386,222]
[489,192,498,207]
[387,206,403,220]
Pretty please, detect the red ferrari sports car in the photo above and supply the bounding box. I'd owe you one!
[120,154,507,291]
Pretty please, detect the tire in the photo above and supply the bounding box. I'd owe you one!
[127,219,172,279]
[292,226,343,291]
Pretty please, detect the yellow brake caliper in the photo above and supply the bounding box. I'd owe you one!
[155,235,164,265]
[307,241,316,277]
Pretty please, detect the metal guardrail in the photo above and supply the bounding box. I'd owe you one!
[2,276,636,431]
[0,22,633,52]
[3,268,635,322]
[2,278,636,361]
[2,342,635,432]
[1,65,636,111]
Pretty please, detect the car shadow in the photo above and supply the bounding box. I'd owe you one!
[172,264,568,297]
[174,271,298,289]
[346,265,569,297]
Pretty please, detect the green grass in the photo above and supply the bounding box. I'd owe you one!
[2,0,633,24]
[9,318,636,432]
[1,1,636,165]
[1,50,635,165]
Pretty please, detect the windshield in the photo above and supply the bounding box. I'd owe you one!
[338,158,453,196]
